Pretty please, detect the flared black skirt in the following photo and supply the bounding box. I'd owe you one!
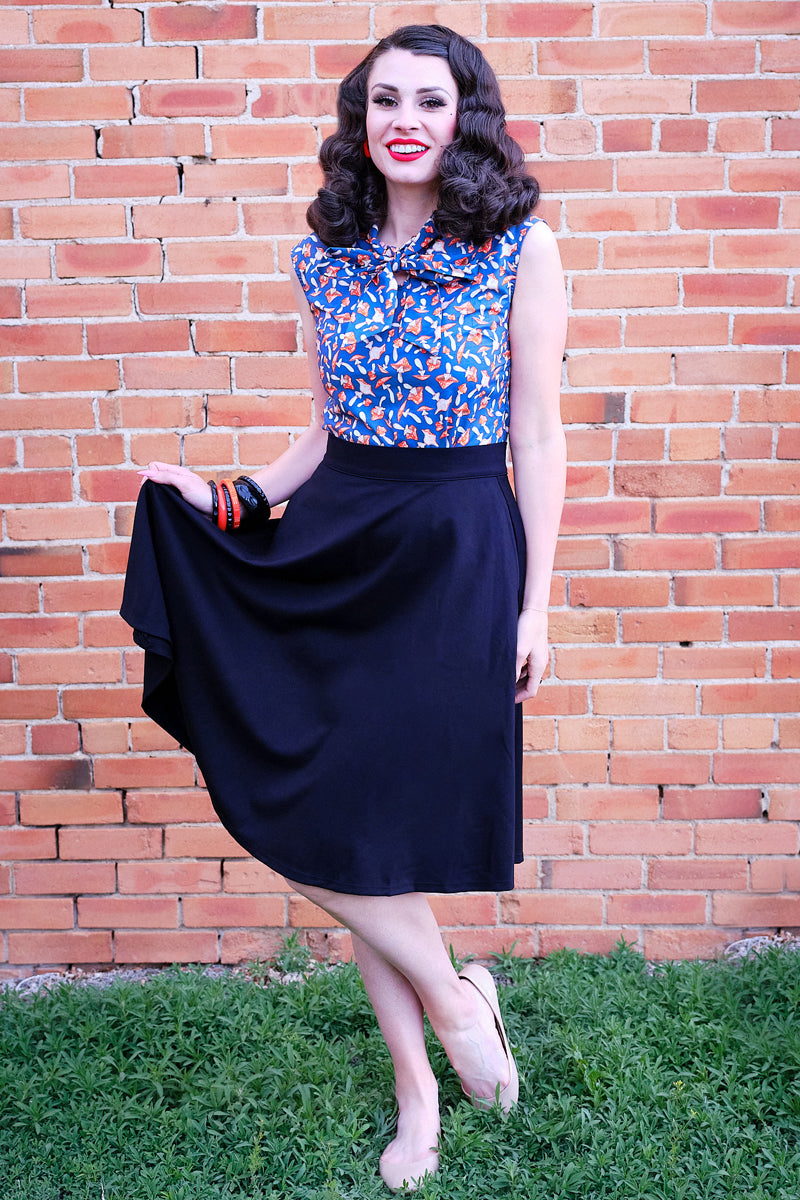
[120,434,525,895]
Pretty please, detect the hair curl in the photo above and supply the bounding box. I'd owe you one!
[306,24,539,247]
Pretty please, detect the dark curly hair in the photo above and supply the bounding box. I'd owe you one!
[306,24,539,247]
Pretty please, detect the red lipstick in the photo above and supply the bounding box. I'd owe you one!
[386,139,429,161]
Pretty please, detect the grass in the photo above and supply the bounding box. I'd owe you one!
[2,941,800,1199]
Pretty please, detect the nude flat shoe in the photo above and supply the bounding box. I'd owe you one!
[379,1147,439,1193]
[457,962,519,1114]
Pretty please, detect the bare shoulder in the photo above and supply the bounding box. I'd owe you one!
[518,218,563,277]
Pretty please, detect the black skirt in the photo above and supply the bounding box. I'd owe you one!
[120,435,525,895]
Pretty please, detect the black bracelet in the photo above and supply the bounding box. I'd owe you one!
[221,481,233,531]
[233,475,271,526]
[208,480,218,524]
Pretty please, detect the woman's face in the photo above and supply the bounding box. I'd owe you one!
[365,49,459,189]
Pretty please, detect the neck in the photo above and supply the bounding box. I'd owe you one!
[378,183,438,247]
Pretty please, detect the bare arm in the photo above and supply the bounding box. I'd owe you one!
[508,220,568,701]
[138,267,330,511]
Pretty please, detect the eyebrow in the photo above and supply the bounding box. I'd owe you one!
[369,83,453,95]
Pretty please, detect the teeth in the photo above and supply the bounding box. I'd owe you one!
[390,144,427,154]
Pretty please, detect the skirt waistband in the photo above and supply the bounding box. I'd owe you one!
[323,434,508,481]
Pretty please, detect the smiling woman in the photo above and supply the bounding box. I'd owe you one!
[122,22,567,1194]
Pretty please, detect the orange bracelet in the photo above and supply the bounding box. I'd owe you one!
[215,482,228,531]
[220,479,241,530]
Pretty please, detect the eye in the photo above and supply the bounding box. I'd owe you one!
[420,96,447,109]
[371,94,397,108]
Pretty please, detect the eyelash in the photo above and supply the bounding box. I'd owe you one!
[372,95,447,110]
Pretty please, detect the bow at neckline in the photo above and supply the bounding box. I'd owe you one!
[321,220,480,352]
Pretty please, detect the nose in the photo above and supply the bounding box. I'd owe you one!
[391,99,420,130]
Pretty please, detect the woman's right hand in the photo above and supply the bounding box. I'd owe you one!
[138,461,213,516]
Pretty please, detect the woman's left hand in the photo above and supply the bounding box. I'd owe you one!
[515,608,549,702]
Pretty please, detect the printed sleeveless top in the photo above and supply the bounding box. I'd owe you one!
[291,214,540,448]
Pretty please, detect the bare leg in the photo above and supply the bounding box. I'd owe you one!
[351,933,440,1174]
[284,881,509,1101]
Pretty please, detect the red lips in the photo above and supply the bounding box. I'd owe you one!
[386,139,429,161]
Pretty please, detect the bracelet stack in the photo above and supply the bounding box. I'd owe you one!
[208,475,271,533]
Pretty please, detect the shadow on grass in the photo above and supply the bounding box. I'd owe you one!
[2,942,800,1199]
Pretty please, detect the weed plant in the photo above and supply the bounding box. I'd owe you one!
[2,942,800,1199]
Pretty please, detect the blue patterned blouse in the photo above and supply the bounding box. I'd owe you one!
[291,214,540,448]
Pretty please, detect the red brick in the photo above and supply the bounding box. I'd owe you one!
[501,893,603,925]
[14,861,116,895]
[195,320,297,354]
[688,275,789,311]
[102,124,205,159]
[27,283,131,318]
[605,234,710,269]
[729,611,800,643]
[713,1,800,32]
[722,536,800,570]
[632,389,734,425]
[649,859,748,890]
[610,753,711,785]
[8,931,111,965]
[0,323,81,357]
[644,927,732,960]
[18,359,120,393]
[0,126,96,160]
[572,272,678,309]
[677,573,774,607]
[702,681,799,716]
[533,160,612,193]
[186,163,291,201]
[539,928,626,955]
[59,826,162,860]
[0,827,56,859]
[223,860,285,893]
[659,120,710,153]
[0,49,83,84]
[21,204,127,241]
[714,752,800,785]
[78,896,178,928]
[56,242,161,279]
[203,44,310,80]
[555,646,658,680]
[0,544,84,576]
[618,157,724,194]
[163,825,246,858]
[0,245,51,278]
[140,83,246,118]
[655,498,760,533]
[584,79,692,116]
[20,787,122,825]
[608,893,706,924]
[148,5,256,40]
[26,85,132,122]
[751,858,800,892]
[117,861,221,894]
[86,320,190,355]
[697,820,799,855]
[74,164,179,200]
[115,931,218,964]
[0,898,72,929]
[89,45,197,81]
[699,78,800,113]
[136,282,242,315]
[556,786,659,820]
[540,39,643,75]
[599,2,707,35]
[0,285,20,318]
[602,118,652,152]
[715,117,767,152]
[722,717,775,750]
[122,356,230,391]
[33,9,142,43]
[183,895,285,927]
[769,790,800,821]
[714,894,800,927]
[734,313,800,347]
[761,38,800,71]
[622,609,724,642]
[663,786,763,820]
[544,859,642,889]
[594,683,694,716]
[487,3,592,36]
[211,124,317,159]
[589,822,693,855]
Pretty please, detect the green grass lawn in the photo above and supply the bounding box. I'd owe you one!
[2,942,800,1199]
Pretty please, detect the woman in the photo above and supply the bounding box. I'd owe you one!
[122,24,567,1192]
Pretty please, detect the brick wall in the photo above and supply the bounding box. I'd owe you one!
[1,1,798,976]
